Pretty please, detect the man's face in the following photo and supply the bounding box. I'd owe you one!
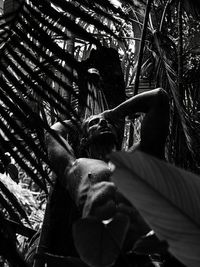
[82,114,118,144]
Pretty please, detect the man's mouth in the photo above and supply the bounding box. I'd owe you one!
[98,127,111,133]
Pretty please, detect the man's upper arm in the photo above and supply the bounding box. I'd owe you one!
[45,122,76,176]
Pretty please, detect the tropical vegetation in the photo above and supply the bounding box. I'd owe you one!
[0,0,200,266]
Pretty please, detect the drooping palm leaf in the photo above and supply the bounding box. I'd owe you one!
[0,0,132,189]
[0,1,135,264]
[0,191,22,223]
[0,178,29,224]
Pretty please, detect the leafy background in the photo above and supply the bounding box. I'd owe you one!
[1,0,200,266]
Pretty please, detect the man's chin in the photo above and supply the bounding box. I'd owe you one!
[97,131,115,138]
[90,132,116,143]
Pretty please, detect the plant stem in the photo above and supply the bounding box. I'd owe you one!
[134,0,153,96]
[178,0,183,98]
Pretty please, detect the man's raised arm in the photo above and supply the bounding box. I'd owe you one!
[105,88,170,159]
[45,120,76,178]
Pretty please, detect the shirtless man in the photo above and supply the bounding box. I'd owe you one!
[46,88,169,222]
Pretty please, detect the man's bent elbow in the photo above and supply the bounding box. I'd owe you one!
[155,88,170,109]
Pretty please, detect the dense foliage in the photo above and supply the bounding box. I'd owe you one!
[1,0,200,266]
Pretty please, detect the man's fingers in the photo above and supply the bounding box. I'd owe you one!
[82,182,117,219]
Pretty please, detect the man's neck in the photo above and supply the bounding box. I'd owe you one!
[87,142,116,162]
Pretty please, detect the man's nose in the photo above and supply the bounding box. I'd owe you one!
[99,118,108,126]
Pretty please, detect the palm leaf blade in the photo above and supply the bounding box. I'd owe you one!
[0,180,29,223]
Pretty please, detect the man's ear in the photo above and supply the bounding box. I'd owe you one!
[80,137,87,148]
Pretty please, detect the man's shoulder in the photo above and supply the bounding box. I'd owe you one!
[76,157,108,166]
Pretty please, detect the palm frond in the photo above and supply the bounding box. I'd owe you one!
[0,179,29,224]
[0,0,132,190]
[0,8,133,264]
